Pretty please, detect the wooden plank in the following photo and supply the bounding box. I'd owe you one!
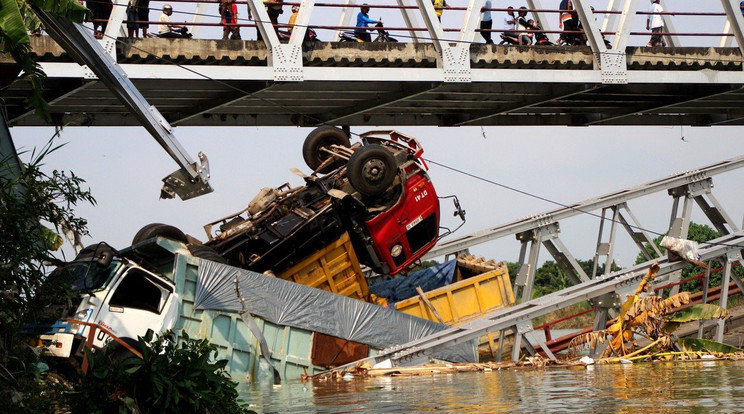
[416,286,445,324]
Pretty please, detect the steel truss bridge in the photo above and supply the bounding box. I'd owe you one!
[2,0,744,361]
[3,0,744,128]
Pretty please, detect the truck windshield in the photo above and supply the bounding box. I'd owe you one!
[47,260,122,292]
[407,214,438,254]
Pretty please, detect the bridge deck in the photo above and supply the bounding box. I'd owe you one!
[2,38,744,127]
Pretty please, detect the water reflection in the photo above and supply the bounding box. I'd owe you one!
[239,361,744,413]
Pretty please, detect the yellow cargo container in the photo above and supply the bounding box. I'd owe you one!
[277,232,370,301]
[394,261,515,326]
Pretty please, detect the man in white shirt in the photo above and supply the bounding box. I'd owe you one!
[158,4,191,38]
[646,0,665,47]
[480,0,493,44]
[503,6,517,39]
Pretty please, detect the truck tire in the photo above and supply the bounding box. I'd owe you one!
[75,243,114,260]
[103,337,141,362]
[132,223,188,246]
[188,244,227,264]
[302,126,350,173]
[347,144,396,197]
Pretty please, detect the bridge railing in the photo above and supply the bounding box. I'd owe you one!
[87,0,744,47]
[81,0,744,83]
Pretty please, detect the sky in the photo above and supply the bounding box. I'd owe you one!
[9,0,744,270]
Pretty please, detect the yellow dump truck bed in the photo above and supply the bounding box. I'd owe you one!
[277,232,370,301]
[394,261,515,326]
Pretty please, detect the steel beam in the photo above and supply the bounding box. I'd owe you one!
[323,232,744,368]
[585,85,743,126]
[721,0,744,58]
[398,0,421,43]
[716,252,744,342]
[612,0,639,52]
[32,9,212,200]
[334,0,356,41]
[455,84,604,126]
[170,82,274,126]
[190,2,209,38]
[425,155,744,260]
[102,0,128,59]
[318,83,440,124]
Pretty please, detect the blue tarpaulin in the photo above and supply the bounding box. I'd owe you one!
[368,260,457,303]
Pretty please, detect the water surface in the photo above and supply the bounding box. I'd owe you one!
[240,360,744,413]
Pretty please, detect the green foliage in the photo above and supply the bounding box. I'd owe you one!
[676,337,743,354]
[664,304,730,333]
[0,138,94,412]
[531,259,620,298]
[71,331,249,414]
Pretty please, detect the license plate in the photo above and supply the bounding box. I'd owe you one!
[406,216,423,230]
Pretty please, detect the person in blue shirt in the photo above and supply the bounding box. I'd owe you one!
[355,4,379,42]
[740,1,744,17]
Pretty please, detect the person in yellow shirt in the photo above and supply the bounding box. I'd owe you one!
[288,4,299,32]
[433,0,448,21]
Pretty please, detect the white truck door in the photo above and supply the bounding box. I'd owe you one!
[91,267,175,349]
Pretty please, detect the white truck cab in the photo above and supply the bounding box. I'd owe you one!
[32,249,179,358]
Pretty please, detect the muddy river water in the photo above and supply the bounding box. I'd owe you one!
[238,360,744,413]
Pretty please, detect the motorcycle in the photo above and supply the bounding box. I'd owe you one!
[277,27,320,43]
[339,21,398,43]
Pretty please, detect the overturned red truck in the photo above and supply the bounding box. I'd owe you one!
[201,126,464,276]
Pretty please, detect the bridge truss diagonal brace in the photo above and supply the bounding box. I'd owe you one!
[720,0,744,61]
[102,0,128,58]
[247,0,282,54]
[514,222,590,300]
[573,0,628,84]
[716,251,744,342]
[414,0,472,82]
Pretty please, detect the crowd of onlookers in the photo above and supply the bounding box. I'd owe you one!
[83,0,672,46]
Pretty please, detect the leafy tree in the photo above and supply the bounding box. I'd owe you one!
[531,259,619,298]
[0,139,94,412]
[71,331,250,413]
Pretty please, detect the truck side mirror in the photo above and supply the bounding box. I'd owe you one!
[452,197,466,222]
[97,250,114,268]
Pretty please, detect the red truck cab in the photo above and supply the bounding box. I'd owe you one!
[364,169,439,274]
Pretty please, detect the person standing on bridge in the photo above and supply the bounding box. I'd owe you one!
[126,0,140,38]
[480,0,493,44]
[220,0,241,40]
[355,4,379,42]
[137,0,150,37]
[646,0,666,47]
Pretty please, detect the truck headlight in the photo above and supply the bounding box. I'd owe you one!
[70,310,90,334]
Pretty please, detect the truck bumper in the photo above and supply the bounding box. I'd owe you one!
[39,333,75,358]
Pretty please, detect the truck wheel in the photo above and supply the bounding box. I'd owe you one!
[132,223,188,246]
[347,144,396,197]
[75,243,114,260]
[188,244,227,264]
[103,337,141,362]
[302,126,350,173]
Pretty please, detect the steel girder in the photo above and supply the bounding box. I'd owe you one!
[32,8,213,200]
